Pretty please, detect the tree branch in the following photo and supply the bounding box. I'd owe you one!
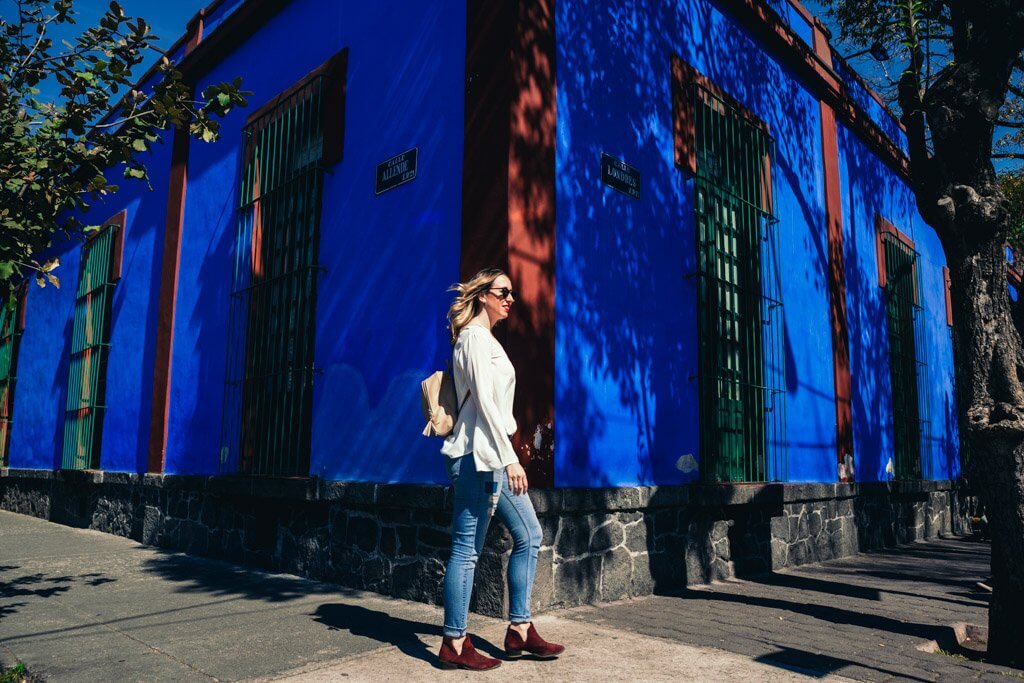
[10,12,59,77]
[89,110,158,129]
[899,1,931,163]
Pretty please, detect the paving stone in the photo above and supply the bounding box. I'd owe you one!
[568,538,1015,682]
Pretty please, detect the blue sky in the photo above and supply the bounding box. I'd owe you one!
[803,0,1020,173]
[4,0,206,103]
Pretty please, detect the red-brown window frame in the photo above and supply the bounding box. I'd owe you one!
[90,209,127,280]
[671,54,774,213]
[875,215,917,299]
[64,209,126,470]
[243,48,347,166]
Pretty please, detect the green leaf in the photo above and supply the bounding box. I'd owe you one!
[0,1,247,289]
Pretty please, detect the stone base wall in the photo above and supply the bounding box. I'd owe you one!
[0,468,972,617]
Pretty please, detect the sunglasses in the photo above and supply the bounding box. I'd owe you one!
[488,287,517,300]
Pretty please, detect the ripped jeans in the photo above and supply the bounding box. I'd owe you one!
[442,454,542,638]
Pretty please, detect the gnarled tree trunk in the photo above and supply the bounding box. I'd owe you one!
[895,0,1024,663]
[949,237,1024,664]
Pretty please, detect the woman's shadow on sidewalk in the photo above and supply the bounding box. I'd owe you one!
[311,604,504,667]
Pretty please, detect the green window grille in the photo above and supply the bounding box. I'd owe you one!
[0,289,25,465]
[62,225,119,470]
[691,81,787,483]
[881,232,928,479]
[220,75,327,477]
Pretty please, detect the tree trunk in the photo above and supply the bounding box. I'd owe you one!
[949,236,1024,665]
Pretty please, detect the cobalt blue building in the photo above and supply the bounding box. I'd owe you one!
[0,0,971,613]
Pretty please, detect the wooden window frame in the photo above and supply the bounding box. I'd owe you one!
[244,49,347,166]
[671,54,774,214]
[90,210,127,281]
[61,209,125,471]
[875,215,916,299]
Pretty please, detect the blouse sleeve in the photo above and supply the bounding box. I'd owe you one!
[461,332,519,468]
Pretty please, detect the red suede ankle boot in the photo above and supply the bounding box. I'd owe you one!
[504,623,565,659]
[438,635,502,671]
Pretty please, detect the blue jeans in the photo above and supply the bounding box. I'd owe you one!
[442,455,542,638]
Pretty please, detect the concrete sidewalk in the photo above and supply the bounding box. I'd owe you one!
[0,509,1013,681]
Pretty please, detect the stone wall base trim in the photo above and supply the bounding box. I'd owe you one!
[0,468,973,617]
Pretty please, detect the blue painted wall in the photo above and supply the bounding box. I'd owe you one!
[7,0,959,488]
[764,0,814,46]
[554,0,836,487]
[836,122,959,482]
[8,244,79,470]
[9,140,171,472]
[832,59,909,157]
[164,0,464,483]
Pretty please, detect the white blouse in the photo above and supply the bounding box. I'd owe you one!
[440,324,519,472]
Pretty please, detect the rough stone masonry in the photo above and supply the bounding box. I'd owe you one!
[0,468,971,617]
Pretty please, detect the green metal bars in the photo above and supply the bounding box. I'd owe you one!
[220,75,327,477]
[62,226,118,470]
[0,291,24,465]
[691,82,787,483]
[881,233,926,479]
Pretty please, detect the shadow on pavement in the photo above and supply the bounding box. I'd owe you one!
[755,646,934,682]
[311,603,505,667]
[743,572,883,601]
[138,548,356,603]
[742,570,988,610]
[675,587,959,646]
[0,564,117,622]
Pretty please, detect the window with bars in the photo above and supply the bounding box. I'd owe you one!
[0,286,26,465]
[62,213,123,470]
[876,218,929,479]
[220,65,339,477]
[673,56,787,483]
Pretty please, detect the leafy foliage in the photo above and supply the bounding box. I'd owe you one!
[0,662,29,683]
[0,0,249,302]
[815,0,1023,169]
[1002,171,1024,246]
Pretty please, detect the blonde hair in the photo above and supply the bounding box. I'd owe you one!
[446,268,506,344]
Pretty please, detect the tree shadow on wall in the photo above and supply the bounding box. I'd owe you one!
[838,125,960,482]
[555,0,828,487]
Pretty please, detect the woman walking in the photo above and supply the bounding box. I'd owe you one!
[438,268,565,671]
